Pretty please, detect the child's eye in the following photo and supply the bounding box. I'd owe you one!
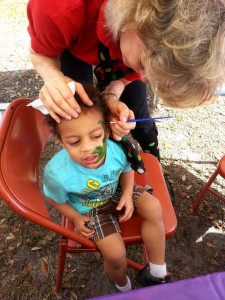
[93,134,102,139]
[69,140,79,146]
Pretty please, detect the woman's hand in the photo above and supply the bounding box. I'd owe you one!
[106,98,136,140]
[73,214,95,239]
[30,49,93,122]
[104,79,136,140]
[39,76,93,122]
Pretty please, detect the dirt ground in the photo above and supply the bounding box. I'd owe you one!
[0,1,225,300]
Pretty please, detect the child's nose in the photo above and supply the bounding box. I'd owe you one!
[81,141,94,152]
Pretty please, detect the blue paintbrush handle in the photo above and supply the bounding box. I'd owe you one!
[110,116,172,124]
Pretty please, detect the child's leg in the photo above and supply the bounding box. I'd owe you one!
[96,233,129,288]
[136,191,171,286]
[96,232,132,291]
[86,201,132,291]
[137,191,165,266]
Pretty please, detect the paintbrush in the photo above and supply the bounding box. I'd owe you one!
[109,116,172,124]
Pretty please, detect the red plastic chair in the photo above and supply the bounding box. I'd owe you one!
[0,98,177,295]
[190,156,225,212]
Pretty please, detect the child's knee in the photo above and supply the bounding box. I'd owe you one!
[138,192,162,219]
[104,248,127,267]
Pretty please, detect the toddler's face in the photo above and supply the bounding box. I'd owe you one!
[58,109,108,169]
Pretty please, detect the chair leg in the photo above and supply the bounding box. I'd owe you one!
[190,168,219,212]
[127,259,143,271]
[55,237,68,295]
[207,187,225,202]
[142,243,149,265]
[127,243,149,271]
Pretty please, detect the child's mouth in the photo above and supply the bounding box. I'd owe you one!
[84,155,99,164]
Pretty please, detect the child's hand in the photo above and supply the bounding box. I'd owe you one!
[73,215,95,238]
[116,195,134,222]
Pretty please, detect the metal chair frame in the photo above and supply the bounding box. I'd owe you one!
[190,156,225,212]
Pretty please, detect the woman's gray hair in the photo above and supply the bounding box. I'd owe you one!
[104,0,225,108]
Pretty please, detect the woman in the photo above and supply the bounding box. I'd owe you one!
[27,0,225,154]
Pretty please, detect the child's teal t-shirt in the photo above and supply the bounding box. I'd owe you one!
[43,139,131,214]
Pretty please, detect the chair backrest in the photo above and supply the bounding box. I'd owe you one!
[0,99,97,248]
[219,155,225,178]
[0,98,51,218]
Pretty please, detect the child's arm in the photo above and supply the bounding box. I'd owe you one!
[47,198,95,238]
[116,170,135,222]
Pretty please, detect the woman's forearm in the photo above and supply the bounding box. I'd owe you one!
[30,48,63,83]
[105,78,131,99]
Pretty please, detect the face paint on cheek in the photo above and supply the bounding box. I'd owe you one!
[92,141,107,163]
[92,120,107,163]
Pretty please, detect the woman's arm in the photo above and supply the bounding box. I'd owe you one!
[30,49,62,82]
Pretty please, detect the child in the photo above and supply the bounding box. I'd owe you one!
[43,85,170,291]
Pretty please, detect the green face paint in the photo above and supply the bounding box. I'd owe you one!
[92,120,107,163]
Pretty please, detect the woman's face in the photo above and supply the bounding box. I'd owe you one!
[119,28,149,83]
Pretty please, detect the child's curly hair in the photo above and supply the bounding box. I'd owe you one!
[45,84,110,136]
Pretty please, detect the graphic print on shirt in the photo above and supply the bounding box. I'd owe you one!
[68,169,122,209]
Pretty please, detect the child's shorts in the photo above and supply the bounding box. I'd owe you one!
[85,184,153,242]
